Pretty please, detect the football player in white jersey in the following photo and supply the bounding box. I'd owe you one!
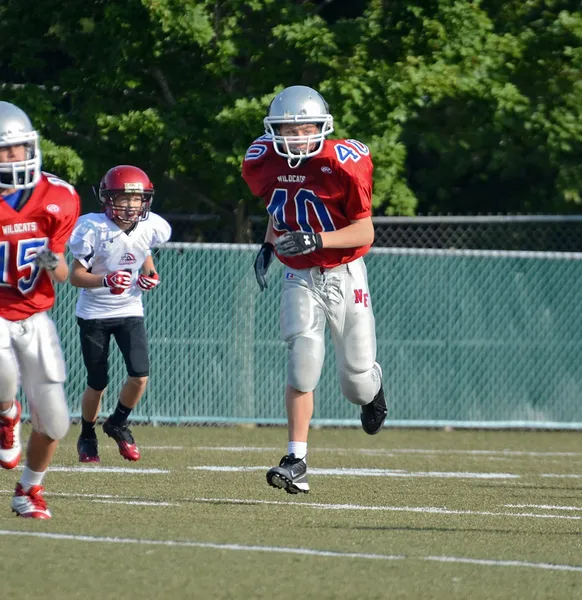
[68,165,171,463]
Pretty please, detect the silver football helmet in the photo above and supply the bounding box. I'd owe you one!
[0,101,41,190]
[264,85,334,168]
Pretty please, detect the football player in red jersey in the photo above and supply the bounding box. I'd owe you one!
[0,101,80,518]
[242,85,387,494]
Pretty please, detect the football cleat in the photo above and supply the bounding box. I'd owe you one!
[0,400,22,470]
[77,436,100,463]
[11,484,52,519]
[102,418,140,461]
[267,454,309,494]
[361,363,387,435]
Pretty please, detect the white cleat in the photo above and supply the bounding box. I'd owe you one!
[11,484,52,519]
[0,400,22,470]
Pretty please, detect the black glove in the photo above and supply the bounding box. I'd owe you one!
[275,231,323,257]
[34,249,59,271]
[254,242,274,291]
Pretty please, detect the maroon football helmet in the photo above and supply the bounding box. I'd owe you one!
[97,165,154,223]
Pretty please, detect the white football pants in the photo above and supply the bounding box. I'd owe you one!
[280,256,381,405]
[0,311,69,440]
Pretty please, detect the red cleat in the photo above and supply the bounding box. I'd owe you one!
[11,484,52,519]
[102,419,140,461]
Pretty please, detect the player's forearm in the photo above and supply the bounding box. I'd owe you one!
[142,254,157,275]
[69,269,106,288]
[319,218,374,249]
[264,218,277,245]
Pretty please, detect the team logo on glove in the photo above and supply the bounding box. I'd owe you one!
[103,270,132,295]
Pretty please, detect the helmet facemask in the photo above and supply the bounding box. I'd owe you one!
[101,191,153,224]
[0,107,41,190]
[264,86,334,169]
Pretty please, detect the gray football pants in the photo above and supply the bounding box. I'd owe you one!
[280,256,381,405]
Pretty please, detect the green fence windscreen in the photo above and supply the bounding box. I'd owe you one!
[22,244,582,429]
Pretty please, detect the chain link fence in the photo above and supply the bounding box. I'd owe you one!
[16,216,582,428]
[165,213,582,251]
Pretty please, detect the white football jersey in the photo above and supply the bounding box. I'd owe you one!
[68,212,172,319]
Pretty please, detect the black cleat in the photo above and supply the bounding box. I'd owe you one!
[361,364,387,435]
[102,419,140,461]
[77,436,100,463]
[267,454,309,494]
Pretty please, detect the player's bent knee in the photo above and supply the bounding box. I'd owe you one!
[287,337,323,392]
[29,383,70,440]
[339,371,375,406]
[43,414,70,441]
[87,374,108,392]
[126,375,149,391]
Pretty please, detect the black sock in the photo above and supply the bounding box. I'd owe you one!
[109,401,132,427]
[81,418,97,439]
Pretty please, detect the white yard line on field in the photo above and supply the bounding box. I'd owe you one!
[187,465,520,479]
[194,446,582,458]
[1,489,577,521]
[14,465,170,474]
[92,499,179,507]
[0,530,580,573]
[423,555,582,573]
[136,446,184,450]
[0,530,404,562]
[505,504,582,511]
[191,497,581,521]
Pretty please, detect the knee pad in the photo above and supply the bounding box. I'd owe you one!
[27,382,69,440]
[339,365,381,406]
[87,371,108,392]
[287,336,324,393]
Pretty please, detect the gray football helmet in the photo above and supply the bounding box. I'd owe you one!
[264,85,334,167]
[0,101,41,190]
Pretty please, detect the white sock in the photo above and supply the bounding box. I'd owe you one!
[19,467,46,492]
[288,442,307,461]
[0,401,17,419]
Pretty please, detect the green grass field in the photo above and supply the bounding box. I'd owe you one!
[0,425,580,599]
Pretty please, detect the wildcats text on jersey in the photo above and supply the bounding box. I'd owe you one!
[277,175,306,183]
[2,222,38,235]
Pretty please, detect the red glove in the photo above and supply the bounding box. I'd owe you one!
[137,271,160,291]
[103,270,132,295]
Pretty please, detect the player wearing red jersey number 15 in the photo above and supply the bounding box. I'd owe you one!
[242,85,387,495]
[0,101,80,519]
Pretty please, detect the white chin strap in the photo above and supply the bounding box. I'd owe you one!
[287,153,305,169]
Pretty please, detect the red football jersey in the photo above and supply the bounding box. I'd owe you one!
[242,136,373,269]
[0,172,80,320]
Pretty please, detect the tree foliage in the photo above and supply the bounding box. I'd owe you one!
[0,0,580,236]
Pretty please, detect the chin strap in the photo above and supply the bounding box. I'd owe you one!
[287,152,305,169]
